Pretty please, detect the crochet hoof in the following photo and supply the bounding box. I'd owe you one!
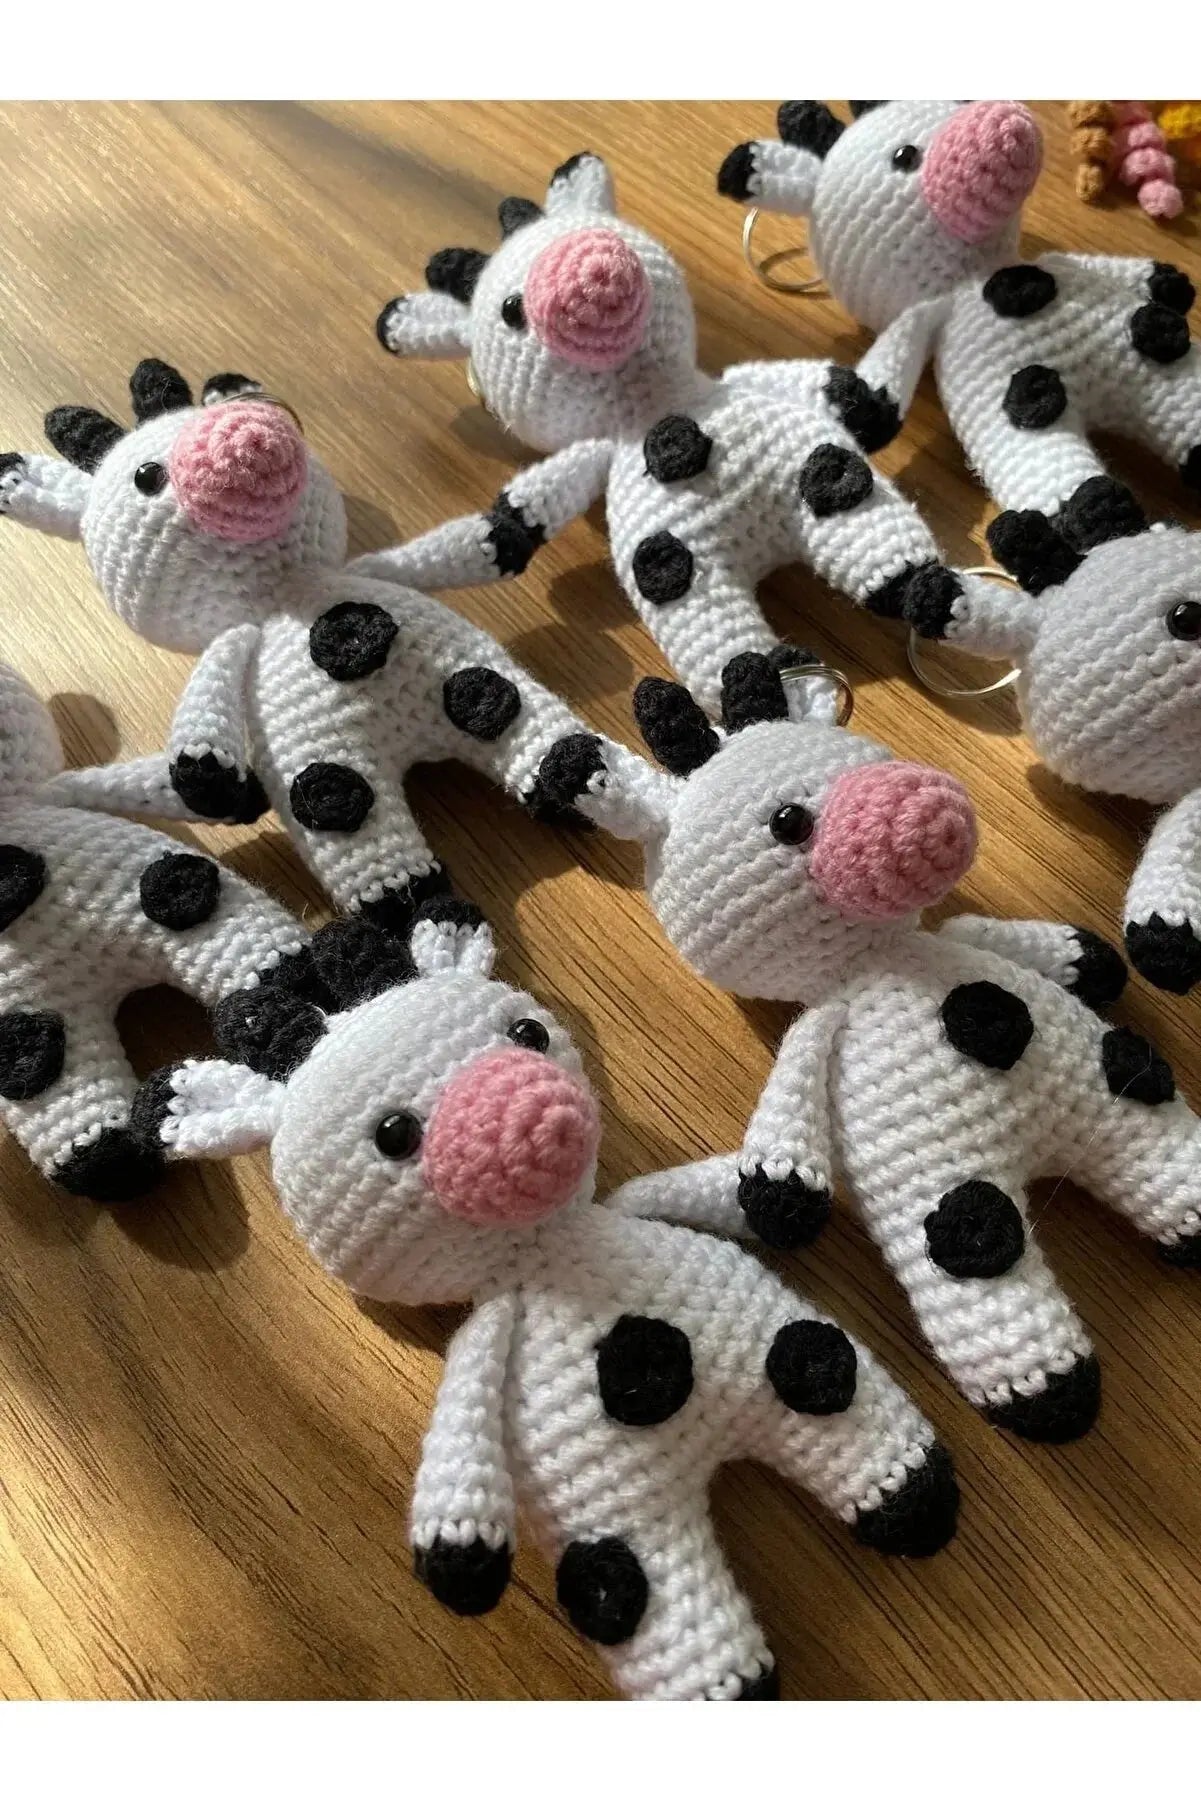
[1125,915,1201,995]
[738,1166,832,1248]
[734,1663,780,1699]
[52,1124,166,1203]
[169,750,269,824]
[1158,1232,1201,1269]
[415,1534,511,1616]
[356,866,454,940]
[1069,928,1127,1009]
[717,142,757,201]
[852,1442,959,1556]
[983,1354,1101,1442]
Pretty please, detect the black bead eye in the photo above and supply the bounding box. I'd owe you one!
[891,143,922,173]
[134,461,168,496]
[769,803,815,845]
[1167,600,1201,641]
[501,294,526,329]
[374,1111,423,1158]
[507,1017,550,1053]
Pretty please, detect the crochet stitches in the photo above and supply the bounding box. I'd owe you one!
[0,660,318,1200]
[716,102,1201,991]
[375,149,1005,716]
[0,363,654,938]
[141,902,959,1700]
[542,651,1201,1439]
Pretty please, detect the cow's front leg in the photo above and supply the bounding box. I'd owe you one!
[938,915,1127,1009]
[1125,789,1201,993]
[167,622,269,823]
[737,999,845,1249]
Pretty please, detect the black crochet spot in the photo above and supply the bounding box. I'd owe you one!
[736,1664,781,1700]
[309,601,398,681]
[1101,1026,1175,1105]
[852,1443,959,1556]
[289,762,375,832]
[824,366,900,454]
[213,984,326,1081]
[632,677,719,774]
[486,492,545,576]
[170,751,269,824]
[443,667,522,741]
[0,846,46,932]
[766,1320,857,1414]
[941,981,1033,1070]
[53,1125,166,1203]
[643,415,712,483]
[596,1314,694,1426]
[416,1535,511,1616]
[355,867,453,943]
[0,1009,65,1100]
[632,531,694,605]
[531,733,606,815]
[425,246,488,303]
[986,508,1081,595]
[139,852,221,931]
[1130,301,1191,364]
[925,1180,1025,1279]
[900,563,965,635]
[797,442,874,515]
[717,141,757,200]
[777,99,844,157]
[129,357,192,421]
[1002,364,1068,429]
[738,1166,831,1248]
[1069,928,1127,1010]
[1148,260,1195,314]
[982,264,1057,318]
[1182,446,1201,492]
[984,1355,1101,1442]
[1058,474,1147,550]
[1125,913,1201,995]
[556,1537,649,1645]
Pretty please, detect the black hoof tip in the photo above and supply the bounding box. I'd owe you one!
[902,563,963,639]
[738,1166,832,1249]
[853,1442,959,1557]
[415,1534,511,1616]
[355,866,454,943]
[983,1354,1101,1442]
[53,1124,167,1203]
[169,751,269,824]
[734,1662,780,1699]
[0,451,27,483]
[1181,446,1201,493]
[717,142,757,201]
[376,297,405,352]
[1125,914,1201,995]
[1069,927,1128,1010]
[1159,1233,1201,1269]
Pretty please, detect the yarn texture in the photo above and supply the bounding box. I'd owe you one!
[144,906,960,1700]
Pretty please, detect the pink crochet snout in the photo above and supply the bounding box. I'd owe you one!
[809,763,977,921]
[523,228,652,371]
[168,401,308,543]
[921,102,1042,243]
[422,1047,601,1227]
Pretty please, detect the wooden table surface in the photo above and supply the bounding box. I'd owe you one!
[0,100,1199,1702]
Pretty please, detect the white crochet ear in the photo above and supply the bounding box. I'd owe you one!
[546,151,616,215]
[376,292,472,360]
[0,453,90,540]
[410,908,497,980]
[157,1060,286,1159]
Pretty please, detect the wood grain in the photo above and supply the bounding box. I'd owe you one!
[0,101,1198,1701]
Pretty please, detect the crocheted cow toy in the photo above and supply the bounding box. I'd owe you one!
[374,149,1006,716]
[0,360,655,937]
[539,651,1201,1441]
[717,102,1201,991]
[140,902,960,1701]
[0,660,320,1201]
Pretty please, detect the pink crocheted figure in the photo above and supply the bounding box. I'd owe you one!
[1113,103,1185,221]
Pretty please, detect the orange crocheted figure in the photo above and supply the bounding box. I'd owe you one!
[1066,100,1186,219]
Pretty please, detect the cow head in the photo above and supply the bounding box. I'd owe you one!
[718,101,1043,330]
[0,362,347,651]
[377,152,700,449]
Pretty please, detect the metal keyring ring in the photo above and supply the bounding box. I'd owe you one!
[906,565,1022,698]
[778,660,855,725]
[742,208,826,295]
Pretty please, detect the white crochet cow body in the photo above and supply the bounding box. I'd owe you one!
[537,651,1201,1442]
[143,903,959,1701]
[0,662,318,1200]
[375,149,1005,716]
[718,101,1201,991]
[0,360,651,937]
